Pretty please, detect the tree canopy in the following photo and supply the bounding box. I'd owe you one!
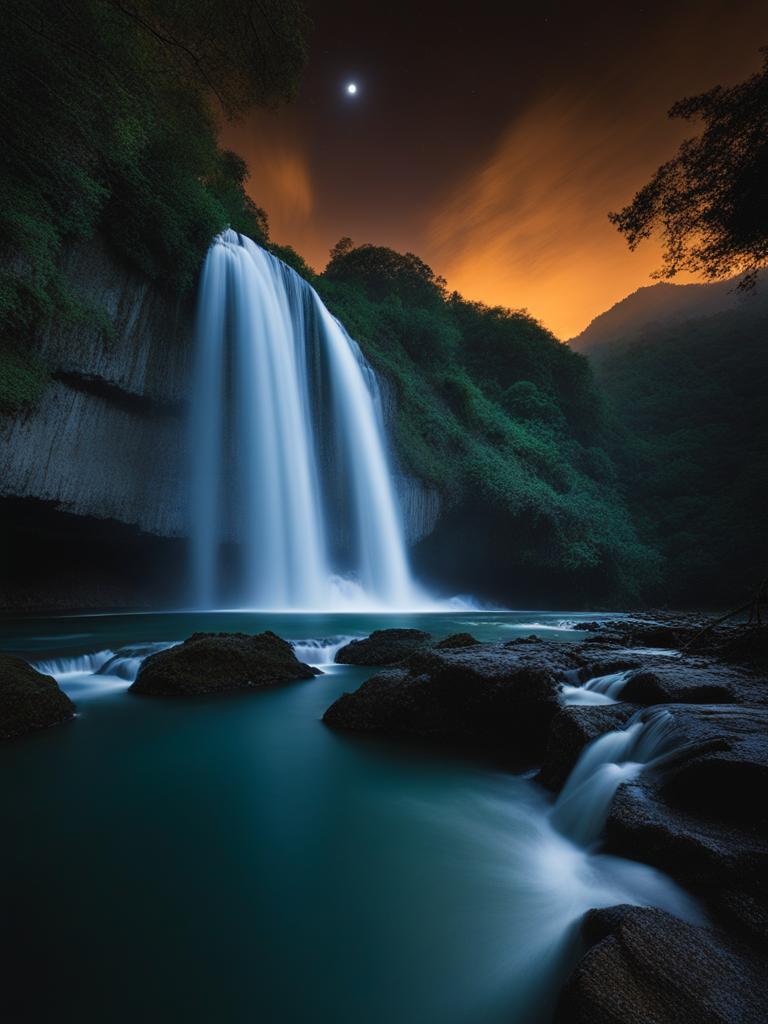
[0,0,308,347]
[316,241,654,603]
[325,239,447,308]
[610,50,768,286]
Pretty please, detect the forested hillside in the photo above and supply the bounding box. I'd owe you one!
[568,278,745,354]
[310,242,656,604]
[591,294,768,606]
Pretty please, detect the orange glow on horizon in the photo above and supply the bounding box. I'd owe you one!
[223,18,767,339]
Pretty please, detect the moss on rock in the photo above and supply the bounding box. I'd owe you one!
[0,653,74,739]
[131,631,319,696]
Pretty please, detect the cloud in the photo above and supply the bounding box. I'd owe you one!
[424,83,684,338]
[220,110,315,253]
[423,22,765,338]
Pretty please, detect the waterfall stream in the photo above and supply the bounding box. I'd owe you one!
[190,230,427,611]
[551,707,681,846]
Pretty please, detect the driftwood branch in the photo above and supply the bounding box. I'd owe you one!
[679,577,767,654]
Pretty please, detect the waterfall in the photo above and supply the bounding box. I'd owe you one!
[189,230,428,611]
[550,707,680,846]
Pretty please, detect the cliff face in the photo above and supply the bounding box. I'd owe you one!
[376,375,442,545]
[0,236,194,538]
[0,237,443,609]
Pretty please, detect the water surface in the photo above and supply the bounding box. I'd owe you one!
[0,611,691,1023]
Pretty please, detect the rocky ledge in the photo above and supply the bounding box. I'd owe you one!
[0,653,75,739]
[324,640,580,759]
[556,905,768,1024]
[334,628,433,665]
[334,629,481,665]
[131,631,319,696]
[605,703,768,940]
[322,620,768,1019]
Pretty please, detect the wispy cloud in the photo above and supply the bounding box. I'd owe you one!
[220,110,316,256]
[424,27,764,337]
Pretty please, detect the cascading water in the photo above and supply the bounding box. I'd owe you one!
[190,230,427,611]
[560,668,634,705]
[35,642,177,699]
[551,707,681,846]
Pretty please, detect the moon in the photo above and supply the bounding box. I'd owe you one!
[346,82,358,95]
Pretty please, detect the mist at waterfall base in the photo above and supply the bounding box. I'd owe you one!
[190,230,454,612]
[1,611,698,1024]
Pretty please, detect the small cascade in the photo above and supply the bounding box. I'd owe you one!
[561,669,633,706]
[35,650,114,677]
[189,230,428,611]
[98,642,178,682]
[551,707,680,846]
[36,642,177,697]
[291,637,358,667]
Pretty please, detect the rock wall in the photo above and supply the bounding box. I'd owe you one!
[0,236,194,538]
[376,374,442,544]
[0,236,442,571]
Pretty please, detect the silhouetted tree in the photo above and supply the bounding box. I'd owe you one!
[610,49,768,287]
[110,0,310,116]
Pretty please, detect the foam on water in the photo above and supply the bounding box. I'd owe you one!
[561,668,634,705]
[291,636,358,666]
[551,707,682,846]
[35,642,177,698]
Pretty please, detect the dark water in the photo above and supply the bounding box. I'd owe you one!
[0,611,691,1023]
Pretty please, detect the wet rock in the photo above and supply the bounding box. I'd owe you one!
[621,663,738,705]
[537,703,640,790]
[573,650,644,679]
[604,704,768,939]
[623,623,681,648]
[324,642,579,758]
[334,629,432,666]
[434,632,480,649]
[556,905,767,1024]
[0,653,75,739]
[700,626,768,670]
[131,631,319,696]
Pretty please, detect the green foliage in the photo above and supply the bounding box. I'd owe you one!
[267,244,317,280]
[316,241,657,599]
[611,50,768,287]
[0,343,49,415]
[0,0,307,352]
[325,240,447,307]
[594,297,768,604]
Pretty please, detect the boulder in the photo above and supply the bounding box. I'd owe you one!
[623,623,681,649]
[604,704,768,938]
[324,641,580,758]
[699,626,768,670]
[131,631,319,696]
[621,663,738,705]
[0,653,75,739]
[434,632,480,649]
[334,629,432,666]
[556,905,767,1024]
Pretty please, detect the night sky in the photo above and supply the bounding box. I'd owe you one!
[223,0,767,337]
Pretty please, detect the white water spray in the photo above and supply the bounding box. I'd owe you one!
[551,707,680,846]
[561,668,634,706]
[189,231,427,611]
